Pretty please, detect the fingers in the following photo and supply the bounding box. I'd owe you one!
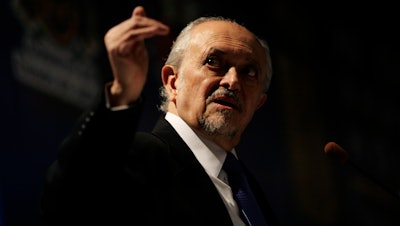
[117,26,167,55]
[132,5,146,17]
[104,6,169,56]
[127,6,170,38]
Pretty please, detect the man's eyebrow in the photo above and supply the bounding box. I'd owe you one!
[206,48,226,55]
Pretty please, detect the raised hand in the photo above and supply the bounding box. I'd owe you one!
[104,6,170,106]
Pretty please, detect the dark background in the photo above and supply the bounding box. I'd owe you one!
[1,0,400,225]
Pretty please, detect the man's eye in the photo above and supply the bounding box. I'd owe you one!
[243,67,257,78]
[205,57,221,67]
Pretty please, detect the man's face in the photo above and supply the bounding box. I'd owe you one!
[169,21,268,150]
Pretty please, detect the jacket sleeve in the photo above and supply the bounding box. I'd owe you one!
[40,91,144,225]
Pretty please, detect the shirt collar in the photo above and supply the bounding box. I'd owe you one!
[165,112,236,177]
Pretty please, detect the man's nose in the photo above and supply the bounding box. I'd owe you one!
[220,67,240,91]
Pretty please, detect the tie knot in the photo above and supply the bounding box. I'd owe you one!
[223,152,243,177]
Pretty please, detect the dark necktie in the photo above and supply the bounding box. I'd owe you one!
[223,152,268,226]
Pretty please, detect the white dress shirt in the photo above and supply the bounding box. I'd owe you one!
[165,112,246,226]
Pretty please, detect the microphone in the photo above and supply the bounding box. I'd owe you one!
[324,141,400,201]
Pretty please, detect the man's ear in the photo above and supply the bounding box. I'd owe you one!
[256,93,268,109]
[161,65,178,96]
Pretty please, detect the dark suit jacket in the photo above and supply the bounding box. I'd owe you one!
[40,99,279,226]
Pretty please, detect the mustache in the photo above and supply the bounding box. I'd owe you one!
[206,88,242,110]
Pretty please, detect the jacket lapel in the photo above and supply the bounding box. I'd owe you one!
[151,116,233,225]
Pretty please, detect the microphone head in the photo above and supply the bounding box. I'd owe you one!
[324,141,350,164]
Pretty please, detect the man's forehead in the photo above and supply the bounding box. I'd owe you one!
[190,23,257,47]
[189,26,264,59]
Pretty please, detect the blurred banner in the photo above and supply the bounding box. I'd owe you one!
[10,0,102,109]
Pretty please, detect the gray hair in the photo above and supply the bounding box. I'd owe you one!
[158,17,272,113]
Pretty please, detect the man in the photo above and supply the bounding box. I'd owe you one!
[40,5,279,226]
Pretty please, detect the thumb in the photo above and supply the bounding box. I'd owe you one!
[132,5,146,17]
